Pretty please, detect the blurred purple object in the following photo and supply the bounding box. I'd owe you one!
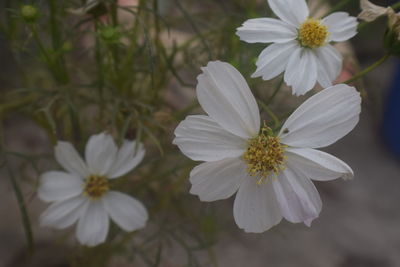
[382,59,400,157]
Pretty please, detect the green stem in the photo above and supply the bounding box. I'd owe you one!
[266,78,283,105]
[6,163,34,254]
[257,100,280,129]
[325,0,352,16]
[344,53,391,84]
[393,2,400,10]
[94,20,105,120]
[29,25,52,63]
[47,0,69,84]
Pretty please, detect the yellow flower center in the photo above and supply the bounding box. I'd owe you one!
[298,18,328,48]
[242,126,285,185]
[83,175,109,199]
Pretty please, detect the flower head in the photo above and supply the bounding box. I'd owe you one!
[236,0,358,95]
[173,61,361,233]
[38,133,148,246]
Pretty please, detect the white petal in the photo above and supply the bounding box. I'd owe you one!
[267,0,309,27]
[323,12,358,42]
[196,61,260,139]
[40,196,88,229]
[252,41,298,80]
[106,141,145,178]
[76,201,109,246]
[103,191,148,232]
[316,45,343,88]
[85,133,118,176]
[236,18,297,44]
[279,84,361,148]
[233,177,282,233]
[189,158,247,202]
[38,171,84,202]
[173,115,247,162]
[284,48,318,95]
[55,141,89,178]
[273,166,322,225]
[286,147,354,181]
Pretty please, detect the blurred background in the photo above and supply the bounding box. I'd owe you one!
[1,0,400,266]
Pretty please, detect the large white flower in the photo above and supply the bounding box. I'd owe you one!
[236,0,358,95]
[173,61,361,233]
[38,133,148,246]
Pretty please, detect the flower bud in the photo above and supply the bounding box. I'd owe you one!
[99,26,121,43]
[20,5,40,23]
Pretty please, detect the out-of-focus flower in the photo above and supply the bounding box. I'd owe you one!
[173,61,361,233]
[39,133,148,247]
[358,0,390,22]
[388,8,400,37]
[385,8,400,55]
[357,1,400,54]
[236,0,358,96]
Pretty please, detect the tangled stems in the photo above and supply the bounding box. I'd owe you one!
[344,53,391,85]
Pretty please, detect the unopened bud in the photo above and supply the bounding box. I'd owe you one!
[99,26,121,43]
[21,5,39,23]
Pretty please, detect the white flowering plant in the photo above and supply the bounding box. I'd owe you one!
[0,0,399,266]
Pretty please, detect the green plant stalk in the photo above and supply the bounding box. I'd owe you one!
[257,100,280,129]
[175,0,212,60]
[6,163,34,254]
[344,53,391,84]
[266,78,284,105]
[325,0,353,16]
[47,0,69,84]
[94,20,105,120]
[393,2,400,10]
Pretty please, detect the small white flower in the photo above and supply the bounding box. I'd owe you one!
[173,61,361,233]
[38,133,148,247]
[236,0,358,96]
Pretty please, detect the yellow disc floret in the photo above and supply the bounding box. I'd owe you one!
[298,18,328,48]
[83,175,109,199]
[243,126,285,185]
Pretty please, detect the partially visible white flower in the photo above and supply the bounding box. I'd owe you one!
[38,133,148,247]
[173,61,361,233]
[236,0,358,96]
[358,0,390,22]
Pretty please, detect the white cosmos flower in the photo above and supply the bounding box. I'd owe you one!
[38,133,148,246]
[236,0,358,96]
[173,61,361,233]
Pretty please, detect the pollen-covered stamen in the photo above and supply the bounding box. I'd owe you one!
[242,126,285,185]
[298,18,329,48]
[83,175,109,199]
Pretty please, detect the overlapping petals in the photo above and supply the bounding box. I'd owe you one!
[236,0,358,95]
[39,133,148,246]
[173,115,247,162]
[196,61,260,139]
[174,61,361,233]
